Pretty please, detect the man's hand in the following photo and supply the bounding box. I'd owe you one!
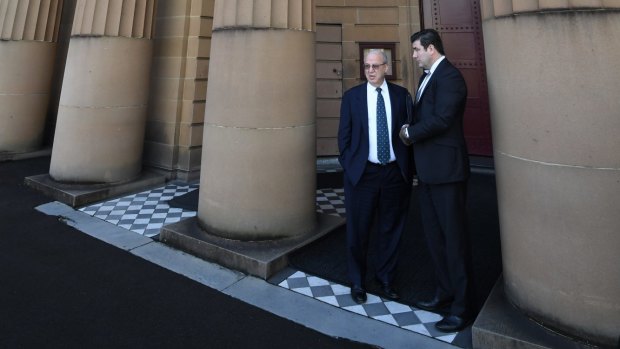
[399,124,412,145]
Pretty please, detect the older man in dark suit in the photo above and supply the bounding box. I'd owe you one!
[338,49,413,305]
[400,29,471,332]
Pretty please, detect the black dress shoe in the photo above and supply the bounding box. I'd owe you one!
[380,284,400,301]
[435,315,469,332]
[415,296,452,311]
[350,286,367,304]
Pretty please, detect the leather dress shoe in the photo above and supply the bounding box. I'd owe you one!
[415,297,452,312]
[350,286,367,304]
[435,315,469,332]
[380,284,400,301]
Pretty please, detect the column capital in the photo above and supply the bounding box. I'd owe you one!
[0,0,63,42]
[213,0,315,32]
[71,0,156,39]
[481,0,620,20]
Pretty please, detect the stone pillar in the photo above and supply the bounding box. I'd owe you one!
[481,1,620,346]
[49,0,156,183]
[0,0,63,153]
[198,0,316,240]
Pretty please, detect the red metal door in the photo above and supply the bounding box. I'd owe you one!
[422,0,493,156]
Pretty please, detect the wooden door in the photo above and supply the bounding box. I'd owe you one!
[315,24,343,156]
[422,0,493,156]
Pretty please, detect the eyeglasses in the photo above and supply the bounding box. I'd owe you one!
[364,63,386,71]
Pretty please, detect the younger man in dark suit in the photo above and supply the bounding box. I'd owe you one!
[399,29,471,332]
[338,50,413,304]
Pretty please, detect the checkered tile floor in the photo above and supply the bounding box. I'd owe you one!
[80,185,347,237]
[315,188,345,216]
[78,179,468,347]
[278,270,460,343]
[79,183,199,237]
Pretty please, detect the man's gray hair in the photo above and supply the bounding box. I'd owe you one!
[365,49,388,64]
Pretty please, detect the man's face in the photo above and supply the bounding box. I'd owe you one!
[364,52,387,87]
[412,40,433,70]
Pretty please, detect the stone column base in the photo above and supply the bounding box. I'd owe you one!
[25,171,166,207]
[159,214,345,280]
[472,277,607,349]
[0,148,52,162]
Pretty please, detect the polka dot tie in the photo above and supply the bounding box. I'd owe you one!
[376,87,390,164]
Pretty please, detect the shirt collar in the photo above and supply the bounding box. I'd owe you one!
[367,79,388,93]
[427,55,445,75]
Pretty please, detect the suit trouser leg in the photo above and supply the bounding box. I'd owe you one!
[418,181,469,316]
[374,164,410,285]
[344,164,409,287]
[344,170,377,287]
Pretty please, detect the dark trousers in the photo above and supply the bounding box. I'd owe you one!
[344,162,410,288]
[418,180,469,317]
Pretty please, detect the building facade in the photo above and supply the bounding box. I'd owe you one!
[1,0,618,347]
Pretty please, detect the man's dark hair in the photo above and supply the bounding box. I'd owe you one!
[410,29,445,55]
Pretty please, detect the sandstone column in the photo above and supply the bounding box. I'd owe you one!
[0,0,63,153]
[198,0,317,240]
[481,1,620,345]
[49,0,156,183]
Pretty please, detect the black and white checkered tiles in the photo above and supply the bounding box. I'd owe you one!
[79,183,199,237]
[278,271,460,344]
[78,182,466,346]
[315,188,345,216]
[80,185,346,237]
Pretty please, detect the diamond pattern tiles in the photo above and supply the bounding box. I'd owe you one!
[279,270,460,344]
[79,183,199,237]
[80,185,346,237]
[315,188,345,217]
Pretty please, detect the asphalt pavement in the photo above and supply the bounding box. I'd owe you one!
[0,156,376,349]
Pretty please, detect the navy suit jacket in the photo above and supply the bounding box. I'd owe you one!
[338,82,413,186]
[408,59,470,184]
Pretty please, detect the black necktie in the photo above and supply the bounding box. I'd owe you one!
[376,87,389,164]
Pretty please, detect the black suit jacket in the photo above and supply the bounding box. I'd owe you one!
[338,82,413,186]
[408,59,470,184]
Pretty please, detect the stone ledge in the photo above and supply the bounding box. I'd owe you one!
[0,148,52,162]
[159,214,345,280]
[472,277,609,349]
[25,171,166,207]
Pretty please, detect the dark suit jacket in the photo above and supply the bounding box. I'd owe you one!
[338,82,413,186]
[408,59,470,184]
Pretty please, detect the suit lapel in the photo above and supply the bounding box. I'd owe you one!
[416,73,432,104]
[414,71,428,103]
[387,83,399,135]
[416,59,447,104]
[387,83,401,141]
[357,84,369,134]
